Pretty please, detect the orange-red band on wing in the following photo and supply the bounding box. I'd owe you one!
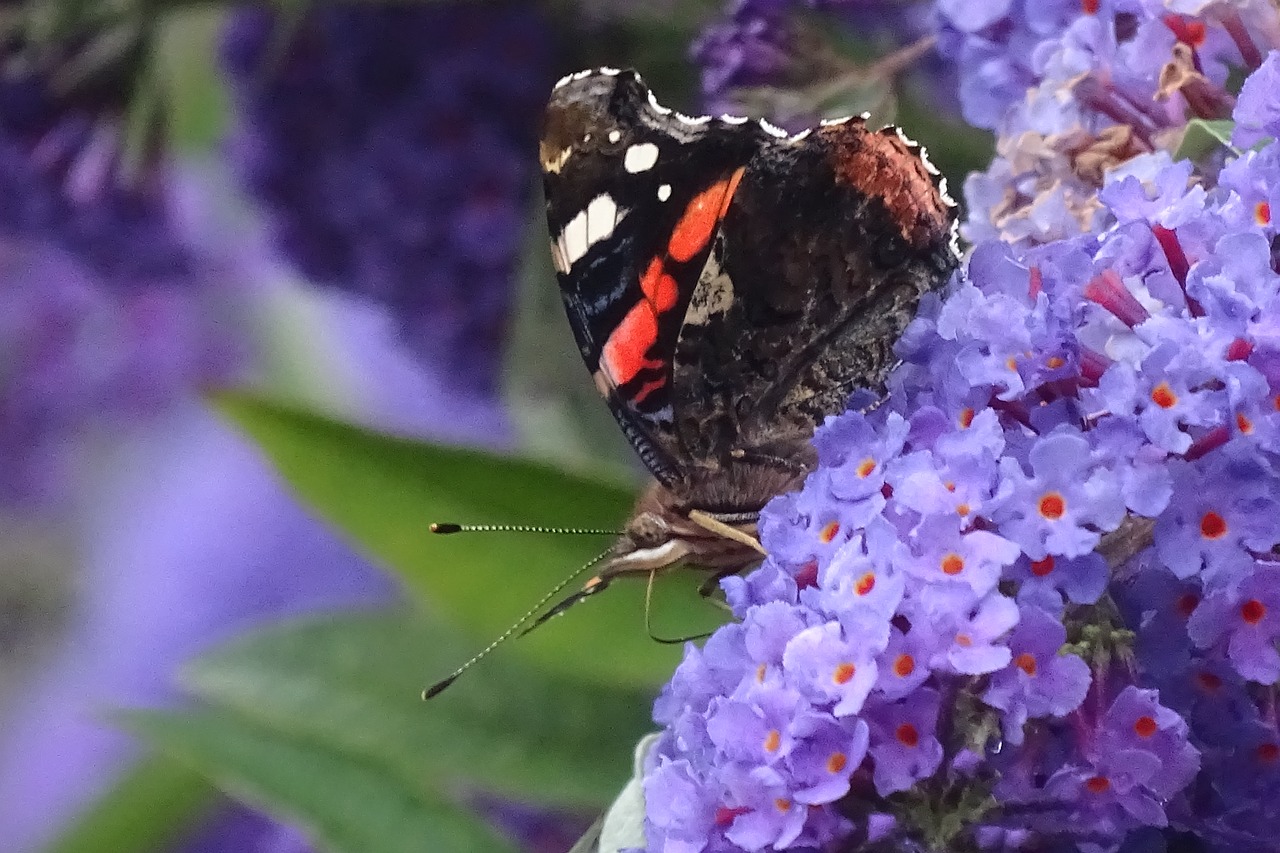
[600,167,745,395]
[667,167,745,263]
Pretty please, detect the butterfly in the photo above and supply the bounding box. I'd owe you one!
[537,67,958,611]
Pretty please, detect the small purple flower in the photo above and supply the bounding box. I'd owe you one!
[982,605,1091,744]
[1094,687,1200,800]
[1005,551,1109,613]
[1187,562,1280,683]
[642,757,720,853]
[864,689,944,796]
[782,622,879,716]
[992,432,1126,560]
[898,514,1021,596]
[1154,450,1280,584]
[786,714,869,805]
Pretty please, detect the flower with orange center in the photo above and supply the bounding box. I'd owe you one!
[1038,492,1066,520]
[1199,510,1227,540]
[1150,381,1178,409]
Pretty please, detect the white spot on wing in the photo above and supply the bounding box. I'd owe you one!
[600,66,621,76]
[556,194,628,270]
[624,143,660,173]
[676,112,712,126]
[585,194,617,245]
[562,210,589,268]
[789,128,812,142]
[894,127,920,148]
[608,129,621,143]
[657,184,672,201]
[819,116,850,127]
[720,114,749,124]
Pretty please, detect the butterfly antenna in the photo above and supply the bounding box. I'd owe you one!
[430,522,620,536]
[422,546,614,700]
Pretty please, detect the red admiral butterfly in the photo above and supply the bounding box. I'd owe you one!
[539,68,959,605]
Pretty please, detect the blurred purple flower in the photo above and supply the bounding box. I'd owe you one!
[0,37,242,510]
[221,2,555,396]
[691,0,949,126]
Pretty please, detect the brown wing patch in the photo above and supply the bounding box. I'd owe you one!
[821,122,951,248]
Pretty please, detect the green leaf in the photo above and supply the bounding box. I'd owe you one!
[212,391,727,687]
[124,707,516,853]
[42,754,217,853]
[182,611,654,808]
[1174,118,1237,161]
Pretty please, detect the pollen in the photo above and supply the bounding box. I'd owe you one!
[1085,775,1111,794]
[1241,599,1266,625]
[856,457,877,478]
[894,654,916,677]
[1047,355,1065,369]
[895,723,919,747]
[1257,201,1272,225]
[1176,593,1200,618]
[827,752,848,774]
[1030,556,1055,577]
[1200,511,1228,540]
[1015,652,1038,676]
[1150,381,1178,409]
[1238,412,1255,434]
[1256,742,1280,764]
[819,520,841,543]
[1133,715,1158,738]
[833,663,857,685]
[1006,356,1019,372]
[756,663,768,683]
[941,552,965,576]
[959,407,975,428]
[1038,492,1066,520]
[1082,0,1099,13]
[764,729,782,752]
[854,571,876,596]
[956,502,971,517]
[955,632,973,648]
[774,798,792,813]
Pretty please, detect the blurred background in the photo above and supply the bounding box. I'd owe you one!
[0,1,987,851]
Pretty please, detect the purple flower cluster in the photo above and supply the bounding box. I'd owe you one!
[642,51,1280,853]
[947,0,1279,250]
[220,2,554,396]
